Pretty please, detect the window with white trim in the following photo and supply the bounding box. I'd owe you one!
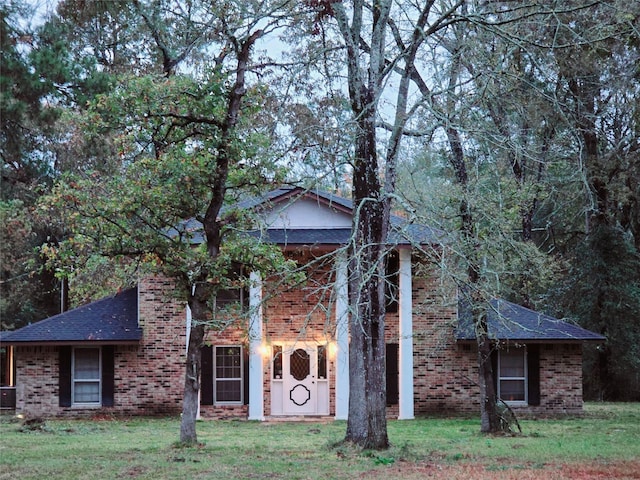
[72,347,101,405]
[215,346,243,404]
[498,347,527,403]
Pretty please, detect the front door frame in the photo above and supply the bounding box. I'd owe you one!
[270,341,330,416]
[282,344,317,415]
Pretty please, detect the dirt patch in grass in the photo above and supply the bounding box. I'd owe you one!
[359,460,640,479]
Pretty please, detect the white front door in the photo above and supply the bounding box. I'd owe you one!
[283,345,317,415]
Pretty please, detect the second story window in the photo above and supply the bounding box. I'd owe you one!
[214,264,249,318]
[385,251,399,313]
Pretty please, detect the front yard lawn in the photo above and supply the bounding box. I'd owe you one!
[1,402,638,479]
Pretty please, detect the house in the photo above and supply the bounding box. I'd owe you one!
[0,187,604,419]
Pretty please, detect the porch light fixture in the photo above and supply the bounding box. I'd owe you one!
[259,343,271,357]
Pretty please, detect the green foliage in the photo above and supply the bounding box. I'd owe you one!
[0,200,61,328]
[1,4,58,200]
[0,3,120,325]
[558,225,640,400]
[40,71,290,303]
[399,152,560,306]
[394,0,639,402]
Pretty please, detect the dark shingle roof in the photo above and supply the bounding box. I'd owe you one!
[456,298,605,343]
[247,223,443,247]
[0,288,141,344]
[249,228,352,245]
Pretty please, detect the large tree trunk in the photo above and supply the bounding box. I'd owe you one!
[345,106,389,450]
[331,0,393,450]
[180,284,212,444]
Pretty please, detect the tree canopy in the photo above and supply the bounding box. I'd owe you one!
[2,0,639,446]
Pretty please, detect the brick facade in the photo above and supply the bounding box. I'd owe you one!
[118,277,186,415]
[201,251,585,418]
[12,253,585,418]
[203,249,338,418]
[13,277,186,417]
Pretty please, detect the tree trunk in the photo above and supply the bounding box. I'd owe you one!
[345,255,388,449]
[177,30,261,445]
[179,286,211,445]
[447,123,502,433]
[475,305,500,433]
[345,100,389,450]
[331,0,392,450]
[180,321,204,444]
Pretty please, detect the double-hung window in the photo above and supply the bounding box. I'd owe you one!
[214,346,243,404]
[72,347,101,405]
[498,347,527,403]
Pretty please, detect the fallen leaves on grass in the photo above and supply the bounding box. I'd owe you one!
[359,460,640,479]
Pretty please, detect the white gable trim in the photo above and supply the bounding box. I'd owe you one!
[264,197,352,230]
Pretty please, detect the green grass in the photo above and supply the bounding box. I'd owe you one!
[0,403,638,480]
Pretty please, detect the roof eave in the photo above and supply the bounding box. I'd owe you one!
[3,339,141,346]
[456,337,605,344]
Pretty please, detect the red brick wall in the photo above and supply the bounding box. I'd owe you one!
[537,343,584,414]
[201,251,587,419]
[411,267,477,414]
[124,277,186,415]
[13,255,585,419]
[204,250,338,418]
[408,264,585,415]
[14,277,187,417]
[14,346,59,416]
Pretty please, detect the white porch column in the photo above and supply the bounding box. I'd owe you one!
[335,253,350,420]
[248,271,264,420]
[398,248,415,419]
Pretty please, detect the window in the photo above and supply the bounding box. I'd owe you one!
[214,286,249,312]
[273,345,283,379]
[317,345,327,380]
[491,345,540,407]
[72,347,101,405]
[59,346,113,408]
[498,348,527,403]
[214,346,243,404]
[214,264,249,316]
[385,251,399,313]
[200,345,248,406]
[1,345,14,387]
